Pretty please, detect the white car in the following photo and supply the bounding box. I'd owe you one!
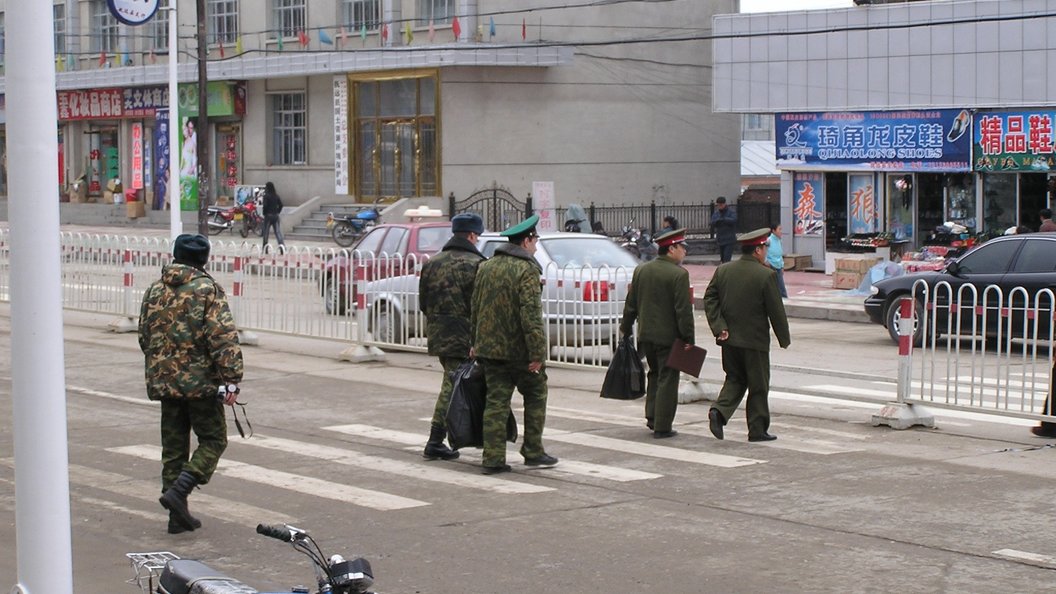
[363,232,639,349]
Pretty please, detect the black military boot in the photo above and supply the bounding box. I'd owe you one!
[160,471,201,532]
[167,510,201,534]
[423,424,460,460]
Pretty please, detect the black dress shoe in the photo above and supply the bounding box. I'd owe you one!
[481,464,512,475]
[524,454,559,467]
[708,408,724,440]
[646,419,654,430]
[1030,426,1056,438]
[748,432,777,442]
[653,430,678,439]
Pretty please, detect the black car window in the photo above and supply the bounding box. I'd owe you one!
[956,239,1020,274]
[1011,238,1056,273]
[355,227,385,255]
[380,227,409,256]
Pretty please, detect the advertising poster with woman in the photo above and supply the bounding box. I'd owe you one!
[179,116,197,211]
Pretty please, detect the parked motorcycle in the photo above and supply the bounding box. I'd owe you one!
[207,199,264,238]
[618,219,657,261]
[206,205,237,235]
[127,523,376,594]
[327,206,380,247]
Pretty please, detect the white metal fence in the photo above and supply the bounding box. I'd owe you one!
[0,231,630,367]
[906,279,1055,422]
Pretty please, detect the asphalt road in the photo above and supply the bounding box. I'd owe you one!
[2,308,1055,593]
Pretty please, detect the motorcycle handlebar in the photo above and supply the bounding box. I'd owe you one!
[256,523,293,542]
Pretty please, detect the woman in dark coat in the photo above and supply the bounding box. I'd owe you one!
[261,181,285,252]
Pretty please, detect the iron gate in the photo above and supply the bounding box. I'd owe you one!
[449,183,533,233]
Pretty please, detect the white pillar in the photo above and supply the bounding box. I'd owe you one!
[169,0,182,239]
[7,0,75,592]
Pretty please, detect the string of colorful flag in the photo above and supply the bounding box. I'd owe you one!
[58,16,534,70]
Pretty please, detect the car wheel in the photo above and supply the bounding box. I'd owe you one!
[885,295,924,347]
[371,303,404,344]
[323,278,347,316]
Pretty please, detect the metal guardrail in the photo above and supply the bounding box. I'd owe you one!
[905,279,1055,422]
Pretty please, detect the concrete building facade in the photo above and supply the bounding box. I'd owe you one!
[0,0,740,221]
[714,0,1056,267]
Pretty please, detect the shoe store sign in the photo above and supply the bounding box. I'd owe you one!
[775,109,972,172]
[974,109,1056,172]
[107,0,161,26]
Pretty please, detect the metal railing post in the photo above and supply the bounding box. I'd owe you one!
[107,248,137,333]
[872,298,935,429]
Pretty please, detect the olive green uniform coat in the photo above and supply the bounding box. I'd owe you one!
[139,263,243,491]
[619,255,695,432]
[703,254,791,437]
[471,243,548,467]
[419,235,486,426]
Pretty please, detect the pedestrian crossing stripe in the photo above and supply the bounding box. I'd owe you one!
[237,433,554,494]
[108,445,429,511]
[543,430,764,468]
[326,424,662,482]
[0,458,292,527]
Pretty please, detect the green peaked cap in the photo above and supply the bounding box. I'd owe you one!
[500,214,540,237]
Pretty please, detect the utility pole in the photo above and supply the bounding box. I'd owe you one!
[196,0,210,235]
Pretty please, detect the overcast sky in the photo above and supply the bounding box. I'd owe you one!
[740,0,854,12]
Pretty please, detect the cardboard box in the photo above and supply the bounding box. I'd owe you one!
[127,201,146,218]
[835,256,881,274]
[832,270,864,290]
[68,181,88,203]
[102,191,115,204]
[216,195,231,206]
[106,178,122,193]
[783,254,812,271]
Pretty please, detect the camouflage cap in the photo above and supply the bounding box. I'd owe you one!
[500,214,540,237]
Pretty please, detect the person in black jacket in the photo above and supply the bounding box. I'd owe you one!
[261,181,285,252]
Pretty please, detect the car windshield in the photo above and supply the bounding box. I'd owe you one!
[541,237,639,268]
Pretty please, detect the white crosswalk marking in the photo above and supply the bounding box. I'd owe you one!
[241,433,553,494]
[108,445,429,510]
[326,423,661,482]
[543,429,765,468]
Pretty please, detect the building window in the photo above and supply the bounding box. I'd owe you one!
[340,0,380,31]
[53,5,66,55]
[91,0,120,53]
[150,6,169,51]
[352,73,439,199]
[416,0,454,26]
[208,0,239,45]
[272,0,306,39]
[270,93,306,165]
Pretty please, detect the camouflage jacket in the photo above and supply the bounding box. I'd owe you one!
[138,263,244,401]
[471,243,546,362]
[419,236,486,357]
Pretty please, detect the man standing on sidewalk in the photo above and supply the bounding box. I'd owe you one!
[471,214,557,474]
[704,228,790,442]
[620,228,695,438]
[711,196,738,263]
[139,234,243,533]
[419,213,486,460]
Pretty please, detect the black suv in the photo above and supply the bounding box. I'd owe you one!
[863,234,1056,344]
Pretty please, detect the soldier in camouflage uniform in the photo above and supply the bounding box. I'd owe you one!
[471,214,558,475]
[419,213,486,460]
[139,234,243,534]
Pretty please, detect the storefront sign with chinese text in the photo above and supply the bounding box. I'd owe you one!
[974,110,1056,172]
[130,123,144,190]
[848,174,877,233]
[793,172,825,237]
[776,109,972,172]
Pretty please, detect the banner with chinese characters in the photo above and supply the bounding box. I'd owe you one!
[974,110,1056,171]
[793,172,825,237]
[776,110,972,172]
[333,76,349,194]
[848,173,877,233]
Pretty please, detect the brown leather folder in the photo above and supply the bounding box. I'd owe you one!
[664,338,706,378]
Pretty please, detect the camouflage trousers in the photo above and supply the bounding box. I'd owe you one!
[430,356,465,427]
[641,341,680,433]
[160,397,228,492]
[480,358,548,467]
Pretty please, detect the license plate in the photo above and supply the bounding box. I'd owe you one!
[234,213,243,220]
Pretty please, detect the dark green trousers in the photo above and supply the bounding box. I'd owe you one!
[712,345,771,437]
[641,341,679,432]
[160,398,228,492]
[431,356,465,427]
[480,358,548,467]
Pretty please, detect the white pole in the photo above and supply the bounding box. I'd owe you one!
[169,0,182,239]
[7,0,74,592]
